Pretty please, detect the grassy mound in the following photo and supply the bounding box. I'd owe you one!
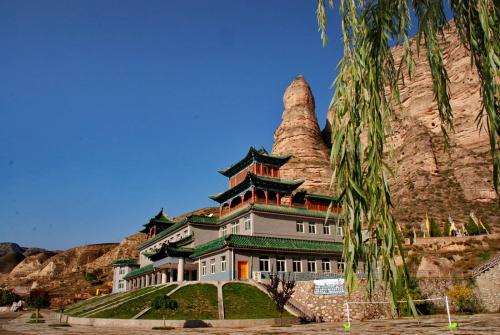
[222,283,288,319]
[92,285,177,319]
[140,283,218,320]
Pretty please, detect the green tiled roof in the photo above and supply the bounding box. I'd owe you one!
[252,203,338,220]
[191,234,342,258]
[112,259,138,266]
[209,172,303,203]
[218,147,291,177]
[140,208,176,233]
[138,214,219,250]
[305,193,339,202]
[123,263,154,279]
[139,203,338,250]
[189,215,218,224]
[138,219,188,250]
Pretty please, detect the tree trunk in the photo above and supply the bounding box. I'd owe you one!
[36,308,39,323]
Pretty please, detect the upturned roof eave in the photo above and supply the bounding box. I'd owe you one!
[218,147,292,177]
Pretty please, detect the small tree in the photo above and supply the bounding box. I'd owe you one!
[262,272,296,326]
[150,295,178,329]
[0,289,20,307]
[27,290,50,323]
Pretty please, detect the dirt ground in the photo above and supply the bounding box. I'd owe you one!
[2,311,500,335]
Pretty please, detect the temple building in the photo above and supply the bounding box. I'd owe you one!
[112,147,344,292]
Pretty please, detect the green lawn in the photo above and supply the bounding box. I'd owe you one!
[222,283,289,319]
[140,284,219,320]
[91,285,177,319]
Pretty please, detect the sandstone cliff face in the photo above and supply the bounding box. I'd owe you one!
[273,76,333,194]
[323,24,499,230]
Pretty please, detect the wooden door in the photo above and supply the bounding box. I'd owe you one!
[237,261,248,280]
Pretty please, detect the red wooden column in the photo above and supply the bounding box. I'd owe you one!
[219,205,222,217]
[240,194,244,206]
[289,193,293,207]
[265,190,268,205]
[276,193,280,206]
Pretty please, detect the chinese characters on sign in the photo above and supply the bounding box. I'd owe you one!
[313,278,345,295]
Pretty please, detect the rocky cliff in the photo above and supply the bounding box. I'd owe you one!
[321,23,499,231]
[272,75,333,194]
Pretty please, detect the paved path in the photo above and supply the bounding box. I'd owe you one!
[2,312,500,334]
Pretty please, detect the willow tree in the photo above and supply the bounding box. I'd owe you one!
[316,0,498,313]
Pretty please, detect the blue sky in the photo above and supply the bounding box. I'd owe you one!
[0,1,345,249]
[0,1,454,250]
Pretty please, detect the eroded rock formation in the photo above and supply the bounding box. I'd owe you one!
[323,23,499,230]
[273,75,333,194]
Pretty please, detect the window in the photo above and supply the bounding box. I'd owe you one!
[210,259,216,274]
[221,225,228,237]
[119,268,125,275]
[176,233,181,240]
[276,257,286,272]
[221,256,227,272]
[296,221,304,233]
[338,261,345,273]
[323,224,331,235]
[244,215,251,230]
[118,280,125,289]
[292,259,302,272]
[231,221,240,234]
[322,258,331,272]
[308,223,316,234]
[201,261,207,276]
[337,225,344,237]
[259,257,270,272]
[307,260,316,272]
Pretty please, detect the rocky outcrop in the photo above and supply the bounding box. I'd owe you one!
[273,75,333,194]
[9,252,55,278]
[0,234,145,304]
[323,23,499,230]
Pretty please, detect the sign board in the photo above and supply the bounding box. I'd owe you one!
[313,278,345,295]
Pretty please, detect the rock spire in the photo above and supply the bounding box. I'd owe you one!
[272,75,333,194]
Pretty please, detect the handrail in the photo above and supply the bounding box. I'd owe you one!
[471,253,500,278]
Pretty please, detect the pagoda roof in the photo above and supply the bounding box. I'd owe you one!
[140,208,175,233]
[209,172,304,204]
[218,147,291,177]
[138,214,218,250]
[147,243,194,261]
[191,234,342,258]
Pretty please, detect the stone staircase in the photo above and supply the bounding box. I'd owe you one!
[80,284,171,318]
[471,253,500,278]
[248,280,317,321]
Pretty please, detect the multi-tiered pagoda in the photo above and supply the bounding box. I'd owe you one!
[112,146,344,293]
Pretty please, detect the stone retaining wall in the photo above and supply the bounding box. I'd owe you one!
[291,280,391,322]
[475,263,500,312]
[53,312,291,329]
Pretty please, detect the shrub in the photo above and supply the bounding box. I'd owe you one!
[0,289,20,307]
[447,285,481,314]
[395,267,438,316]
[84,272,97,283]
[429,218,442,237]
[150,295,178,328]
